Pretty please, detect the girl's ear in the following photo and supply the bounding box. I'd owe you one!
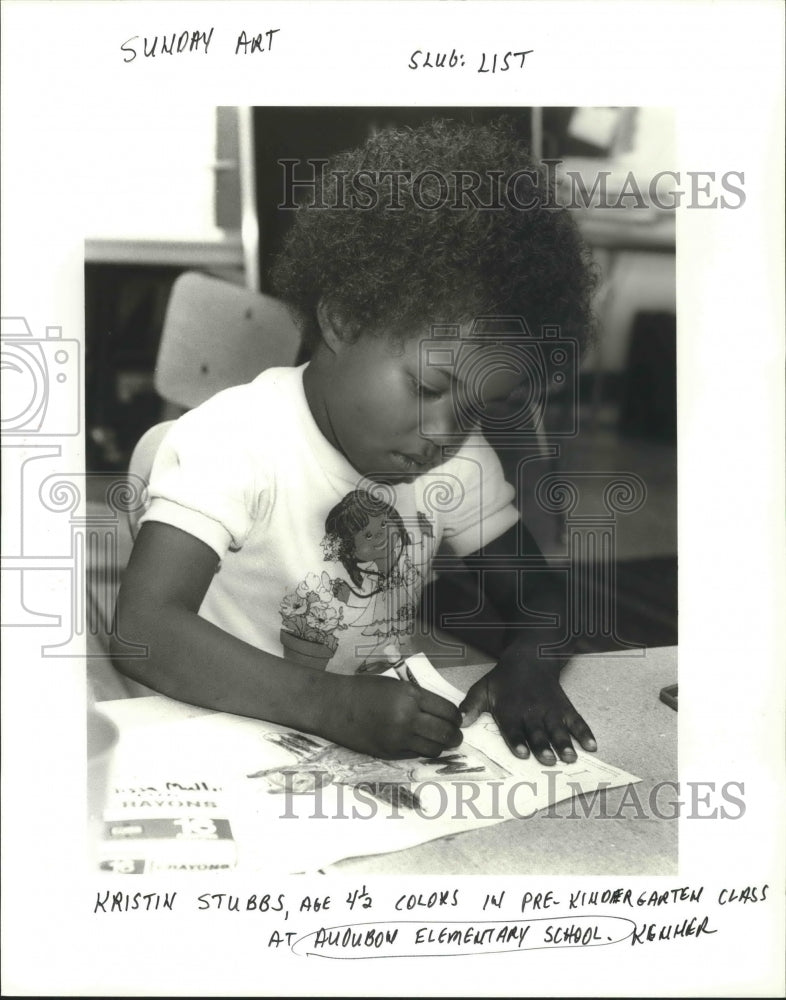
[316,299,348,354]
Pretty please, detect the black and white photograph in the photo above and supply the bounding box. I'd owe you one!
[83,104,679,875]
[2,2,783,997]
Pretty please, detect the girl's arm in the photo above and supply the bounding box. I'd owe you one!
[111,522,462,759]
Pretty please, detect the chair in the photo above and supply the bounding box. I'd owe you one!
[127,271,302,538]
[154,270,302,410]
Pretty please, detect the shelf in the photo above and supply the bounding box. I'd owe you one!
[84,235,245,268]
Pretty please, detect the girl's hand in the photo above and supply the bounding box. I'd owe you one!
[331,675,463,759]
[459,653,596,766]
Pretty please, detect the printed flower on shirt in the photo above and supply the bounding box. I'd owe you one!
[280,570,347,655]
[296,571,334,605]
[306,603,341,631]
[397,603,415,627]
[280,593,309,618]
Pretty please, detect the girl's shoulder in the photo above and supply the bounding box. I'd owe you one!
[170,366,303,445]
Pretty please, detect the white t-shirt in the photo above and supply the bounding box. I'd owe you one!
[140,365,518,674]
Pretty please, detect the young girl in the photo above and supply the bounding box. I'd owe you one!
[112,118,598,765]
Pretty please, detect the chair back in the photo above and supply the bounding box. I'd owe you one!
[128,273,302,539]
[155,271,302,409]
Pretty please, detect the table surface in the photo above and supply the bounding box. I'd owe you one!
[99,646,678,876]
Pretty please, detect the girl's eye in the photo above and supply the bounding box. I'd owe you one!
[409,376,443,401]
[365,531,373,539]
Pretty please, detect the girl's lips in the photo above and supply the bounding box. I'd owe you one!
[392,450,437,470]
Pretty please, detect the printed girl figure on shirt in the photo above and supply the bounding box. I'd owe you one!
[322,489,435,663]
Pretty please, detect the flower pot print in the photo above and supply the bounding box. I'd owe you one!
[279,571,347,668]
[279,628,335,669]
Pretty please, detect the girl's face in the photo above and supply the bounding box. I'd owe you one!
[352,513,394,568]
[306,328,519,484]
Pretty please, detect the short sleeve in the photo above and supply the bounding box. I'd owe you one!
[428,434,519,556]
[138,388,269,558]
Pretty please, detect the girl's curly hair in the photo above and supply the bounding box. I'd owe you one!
[271,118,598,353]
